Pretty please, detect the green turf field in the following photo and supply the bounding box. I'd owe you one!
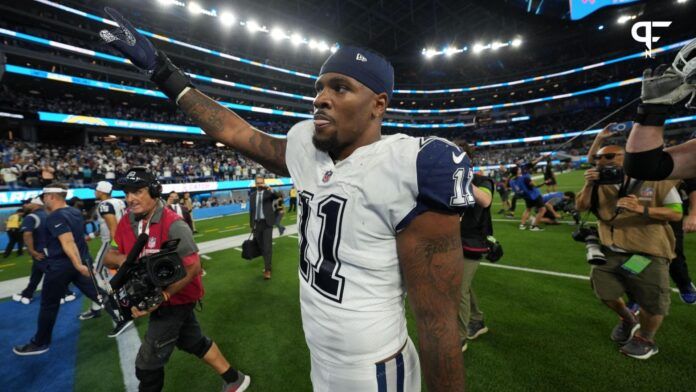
[10,171,696,391]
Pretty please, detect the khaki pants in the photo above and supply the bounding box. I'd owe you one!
[590,249,671,316]
[458,258,484,340]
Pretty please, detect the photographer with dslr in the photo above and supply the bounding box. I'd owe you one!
[576,143,682,360]
[103,168,250,392]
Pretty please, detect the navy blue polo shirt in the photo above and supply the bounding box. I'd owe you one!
[45,206,89,265]
[20,209,50,255]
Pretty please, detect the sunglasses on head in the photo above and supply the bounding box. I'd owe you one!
[593,153,623,160]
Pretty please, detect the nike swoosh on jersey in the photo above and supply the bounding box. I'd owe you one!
[452,151,466,164]
[54,223,62,228]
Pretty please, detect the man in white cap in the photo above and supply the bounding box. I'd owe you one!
[78,181,131,338]
[12,197,76,305]
[13,184,105,356]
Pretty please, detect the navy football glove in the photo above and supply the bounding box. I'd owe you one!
[99,7,158,71]
[99,7,192,102]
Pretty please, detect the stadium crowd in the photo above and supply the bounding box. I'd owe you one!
[0,138,276,189]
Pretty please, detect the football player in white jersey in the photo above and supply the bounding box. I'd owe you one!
[79,180,132,338]
[102,10,470,391]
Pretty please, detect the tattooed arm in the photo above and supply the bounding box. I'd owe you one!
[396,210,465,392]
[177,89,289,176]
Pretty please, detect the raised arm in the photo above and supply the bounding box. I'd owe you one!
[176,90,288,176]
[587,124,616,165]
[396,210,465,392]
[98,7,289,177]
[624,63,696,180]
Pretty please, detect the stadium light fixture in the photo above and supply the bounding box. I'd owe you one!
[473,43,485,54]
[423,48,437,58]
[445,46,457,56]
[157,0,172,5]
[291,33,303,46]
[188,1,203,14]
[220,12,235,27]
[491,41,503,50]
[617,15,636,24]
[318,41,330,52]
[677,0,688,3]
[246,20,260,33]
[511,38,522,47]
[597,25,604,30]
[271,27,286,41]
[330,44,339,53]
[308,39,318,50]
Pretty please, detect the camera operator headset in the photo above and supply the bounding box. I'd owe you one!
[575,140,683,359]
[102,167,250,392]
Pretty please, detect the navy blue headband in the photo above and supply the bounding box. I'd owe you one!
[319,46,394,101]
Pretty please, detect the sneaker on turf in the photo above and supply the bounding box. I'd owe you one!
[78,309,102,320]
[279,227,286,235]
[529,225,544,232]
[461,340,468,353]
[63,292,77,302]
[13,294,31,305]
[678,282,696,305]
[13,341,49,356]
[519,224,527,230]
[620,335,659,360]
[467,320,489,340]
[610,318,640,345]
[222,372,251,392]
[108,319,134,338]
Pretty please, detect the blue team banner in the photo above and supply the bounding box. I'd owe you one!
[570,0,641,21]
[0,178,294,206]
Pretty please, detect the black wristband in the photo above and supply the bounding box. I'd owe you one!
[635,104,670,126]
[150,50,193,102]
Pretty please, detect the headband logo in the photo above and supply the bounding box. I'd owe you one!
[126,171,137,179]
[355,53,367,62]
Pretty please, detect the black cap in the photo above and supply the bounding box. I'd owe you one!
[116,167,157,190]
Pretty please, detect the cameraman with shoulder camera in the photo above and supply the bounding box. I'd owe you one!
[576,143,682,360]
[103,168,250,392]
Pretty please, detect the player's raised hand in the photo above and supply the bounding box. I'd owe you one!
[99,7,159,71]
[641,64,694,106]
[98,7,193,102]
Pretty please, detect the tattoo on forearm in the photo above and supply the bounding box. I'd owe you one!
[178,90,289,176]
[404,233,465,391]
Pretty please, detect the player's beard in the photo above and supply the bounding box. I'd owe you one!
[312,129,347,156]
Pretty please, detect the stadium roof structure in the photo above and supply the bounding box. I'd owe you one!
[68,0,695,88]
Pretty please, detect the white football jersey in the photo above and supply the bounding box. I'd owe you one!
[97,198,126,242]
[285,120,474,365]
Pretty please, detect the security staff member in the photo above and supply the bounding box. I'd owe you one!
[12,197,75,305]
[576,145,682,360]
[103,168,250,392]
[13,184,102,356]
[3,208,24,257]
[249,176,280,280]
